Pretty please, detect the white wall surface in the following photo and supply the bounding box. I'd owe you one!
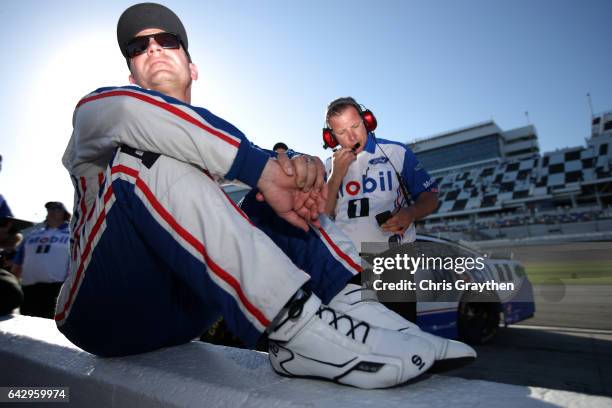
[1,315,611,408]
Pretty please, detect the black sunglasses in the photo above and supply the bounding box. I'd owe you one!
[124,32,183,59]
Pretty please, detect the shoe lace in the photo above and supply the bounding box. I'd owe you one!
[316,306,370,344]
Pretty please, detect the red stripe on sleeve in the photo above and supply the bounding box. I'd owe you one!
[317,227,362,274]
[77,90,240,148]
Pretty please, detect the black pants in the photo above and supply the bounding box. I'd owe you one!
[0,269,23,315]
[21,282,63,319]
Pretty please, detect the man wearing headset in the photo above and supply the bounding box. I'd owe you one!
[323,97,440,326]
[324,97,439,246]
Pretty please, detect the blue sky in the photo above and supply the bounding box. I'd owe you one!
[1,0,611,220]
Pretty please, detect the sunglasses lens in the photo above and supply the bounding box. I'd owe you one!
[154,33,181,49]
[125,37,150,58]
[125,33,181,58]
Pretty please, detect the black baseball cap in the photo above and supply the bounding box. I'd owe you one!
[117,3,189,60]
[45,202,68,212]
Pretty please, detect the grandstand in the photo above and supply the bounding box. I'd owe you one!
[413,110,612,241]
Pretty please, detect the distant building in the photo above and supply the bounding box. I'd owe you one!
[411,121,539,175]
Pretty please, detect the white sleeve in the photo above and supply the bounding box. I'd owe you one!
[63,86,269,187]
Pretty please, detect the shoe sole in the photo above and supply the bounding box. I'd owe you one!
[272,366,433,389]
[428,356,476,373]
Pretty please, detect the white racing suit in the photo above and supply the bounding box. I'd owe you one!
[55,86,360,356]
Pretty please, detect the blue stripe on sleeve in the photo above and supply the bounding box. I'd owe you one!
[225,142,270,187]
[402,147,437,199]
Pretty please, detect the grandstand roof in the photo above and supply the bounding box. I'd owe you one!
[413,120,496,143]
[411,121,502,153]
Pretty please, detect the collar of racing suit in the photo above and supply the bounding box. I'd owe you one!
[363,132,376,154]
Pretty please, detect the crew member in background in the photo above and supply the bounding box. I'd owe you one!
[324,97,439,323]
[12,202,71,318]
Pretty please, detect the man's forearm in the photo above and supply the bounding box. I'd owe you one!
[406,192,438,221]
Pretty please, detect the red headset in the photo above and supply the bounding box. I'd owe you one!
[322,97,377,149]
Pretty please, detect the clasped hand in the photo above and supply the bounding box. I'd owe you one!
[256,153,328,232]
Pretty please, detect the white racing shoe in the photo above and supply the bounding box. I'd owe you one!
[268,290,435,389]
[328,284,477,372]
